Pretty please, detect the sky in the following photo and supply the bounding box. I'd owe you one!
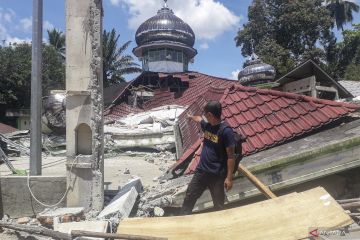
[0,0,359,81]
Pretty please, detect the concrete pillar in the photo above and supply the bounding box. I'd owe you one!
[65,0,104,211]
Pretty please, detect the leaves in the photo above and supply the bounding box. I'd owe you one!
[102,29,142,88]
[325,0,360,31]
[0,43,65,109]
[235,0,344,77]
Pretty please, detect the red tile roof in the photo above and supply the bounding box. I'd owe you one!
[105,102,143,122]
[171,84,360,174]
[105,72,235,120]
[0,122,17,134]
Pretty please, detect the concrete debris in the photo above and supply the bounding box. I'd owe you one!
[42,90,66,135]
[16,217,30,225]
[43,134,66,156]
[136,175,193,217]
[54,220,108,240]
[153,207,165,217]
[37,207,85,227]
[123,168,130,174]
[0,132,30,156]
[98,187,138,220]
[104,105,186,151]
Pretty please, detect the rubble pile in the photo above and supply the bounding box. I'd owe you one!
[145,151,176,172]
[104,105,186,152]
[136,175,193,217]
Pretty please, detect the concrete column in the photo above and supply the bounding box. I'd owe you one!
[65,0,104,211]
[30,0,43,175]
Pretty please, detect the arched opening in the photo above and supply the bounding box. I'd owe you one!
[76,123,92,155]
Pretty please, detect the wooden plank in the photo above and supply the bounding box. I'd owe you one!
[238,164,276,199]
[117,187,353,240]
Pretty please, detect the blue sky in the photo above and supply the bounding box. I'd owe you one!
[0,0,359,81]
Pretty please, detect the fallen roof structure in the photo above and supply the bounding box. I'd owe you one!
[118,187,353,240]
[105,72,234,121]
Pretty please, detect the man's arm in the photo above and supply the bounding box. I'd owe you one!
[224,146,235,191]
[187,114,202,123]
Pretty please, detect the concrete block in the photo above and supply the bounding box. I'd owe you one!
[54,220,108,240]
[110,177,143,204]
[98,187,138,219]
[17,217,30,224]
[0,176,66,218]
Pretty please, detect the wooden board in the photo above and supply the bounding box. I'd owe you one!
[118,187,353,240]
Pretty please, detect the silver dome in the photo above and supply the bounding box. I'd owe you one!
[238,53,276,86]
[135,6,195,47]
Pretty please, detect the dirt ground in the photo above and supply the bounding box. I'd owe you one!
[0,153,174,189]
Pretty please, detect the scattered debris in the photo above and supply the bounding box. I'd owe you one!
[54,220,108,240]
[136,175,193,217]
[0,132,30,156]
[37,207,85,227]
[153,207,164,217]
[16,217,30,225]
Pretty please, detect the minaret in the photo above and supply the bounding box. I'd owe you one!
[133,0,197,73]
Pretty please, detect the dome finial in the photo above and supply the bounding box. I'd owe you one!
[164,0,168,8]
[250,39,255,54]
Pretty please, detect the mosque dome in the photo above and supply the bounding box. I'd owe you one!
[238,53,276,86]
[135,6,195,48]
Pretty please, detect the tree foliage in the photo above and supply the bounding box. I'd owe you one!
[0,43,65,109]
[235,0,335,76]
[47,28,65,53]
[236,0,360,81]
[102,28,141,88]
[342,24,360,80]
[326,0,360,31]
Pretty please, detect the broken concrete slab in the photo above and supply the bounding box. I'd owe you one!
[54,220,108,240]
[109,177,143,204]
[37,207,85,227]
[98,187,138,220]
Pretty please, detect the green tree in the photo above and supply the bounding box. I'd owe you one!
[325,0,360,31]
[47,28,65,55]
[0,43,65,109]
[341,24,360,80]
[235,0,335,76]
[102,28,141,87]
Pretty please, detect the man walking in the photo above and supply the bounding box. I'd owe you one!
[180,100,236,215]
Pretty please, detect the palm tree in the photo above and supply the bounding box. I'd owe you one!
[103,29,142,87]
[326,0,360,31]
[47,28,65,56]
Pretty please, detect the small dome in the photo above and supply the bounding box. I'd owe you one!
[135,6,195,48]
[238,53,276,86]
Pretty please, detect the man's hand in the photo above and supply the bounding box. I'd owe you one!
[187,114,202,123]
[224,177,233,192]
